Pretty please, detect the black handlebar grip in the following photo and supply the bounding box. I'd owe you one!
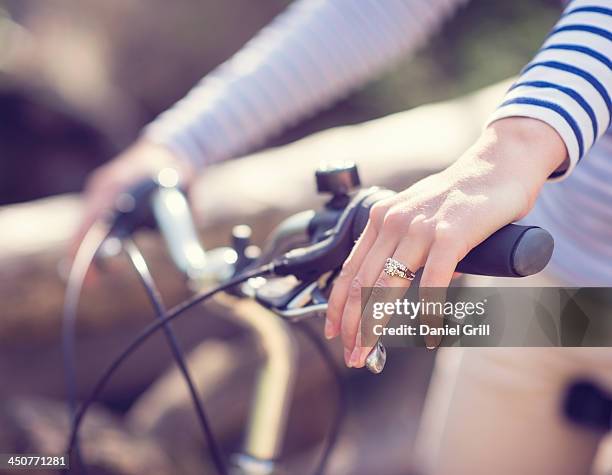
[352,189,554,278]
[456,224,554,277]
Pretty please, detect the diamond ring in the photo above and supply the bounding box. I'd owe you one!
[383,257,416,281]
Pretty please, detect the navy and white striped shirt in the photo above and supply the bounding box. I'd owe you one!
[488,0,611,179]
[145,0,611,285]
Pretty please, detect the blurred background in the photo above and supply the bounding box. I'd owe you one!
[0,0,561,205]
[0,1,564,474]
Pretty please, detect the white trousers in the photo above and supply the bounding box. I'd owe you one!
[415,274,612,475]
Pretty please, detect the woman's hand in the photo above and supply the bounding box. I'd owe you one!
[69,140,195,258]
[325,117,567,368]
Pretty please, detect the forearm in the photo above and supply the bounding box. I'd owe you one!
[487,0,611,181]
[144,0,468,168]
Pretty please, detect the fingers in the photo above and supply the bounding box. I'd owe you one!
[68,141,192,274]
[349,234,430,368]
[69,186,115,260]
[330,206,467,368]
[420,238,461,289]
[325,220,378,339]
[418,237,464,350]
[337,230,399,364]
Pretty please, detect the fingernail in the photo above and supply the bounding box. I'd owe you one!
[424,334,442,350]
[324,320,334,339]
[344,348,352,367]
[349,347,362,367]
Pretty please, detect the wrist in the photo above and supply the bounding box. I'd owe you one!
[485,117,568,182]
[475,117,567,209]
[122,139,197,185]
[444,117,567,220]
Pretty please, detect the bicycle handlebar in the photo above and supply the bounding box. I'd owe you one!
[151,186,208,277]
[274,187,554,281]
[110,167,555,377]
[116,170,554,285]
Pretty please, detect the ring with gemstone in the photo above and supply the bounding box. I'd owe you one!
[383,257,416,281]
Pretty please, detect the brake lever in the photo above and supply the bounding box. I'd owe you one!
[256,271,388,373]
[277,304,386,374]
[272,187,392,281]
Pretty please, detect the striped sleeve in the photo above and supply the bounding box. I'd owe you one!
[143,0,468,168]
[487,0,611,181]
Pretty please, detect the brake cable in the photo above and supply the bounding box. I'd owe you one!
[65,263,275,465]
[294,321,347,475]
[123,237,227,475]
[62,221,111,474]
[65,218,352,474]
[63,173,348,473]
[66,238,350,474]
[63,217,233,474]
